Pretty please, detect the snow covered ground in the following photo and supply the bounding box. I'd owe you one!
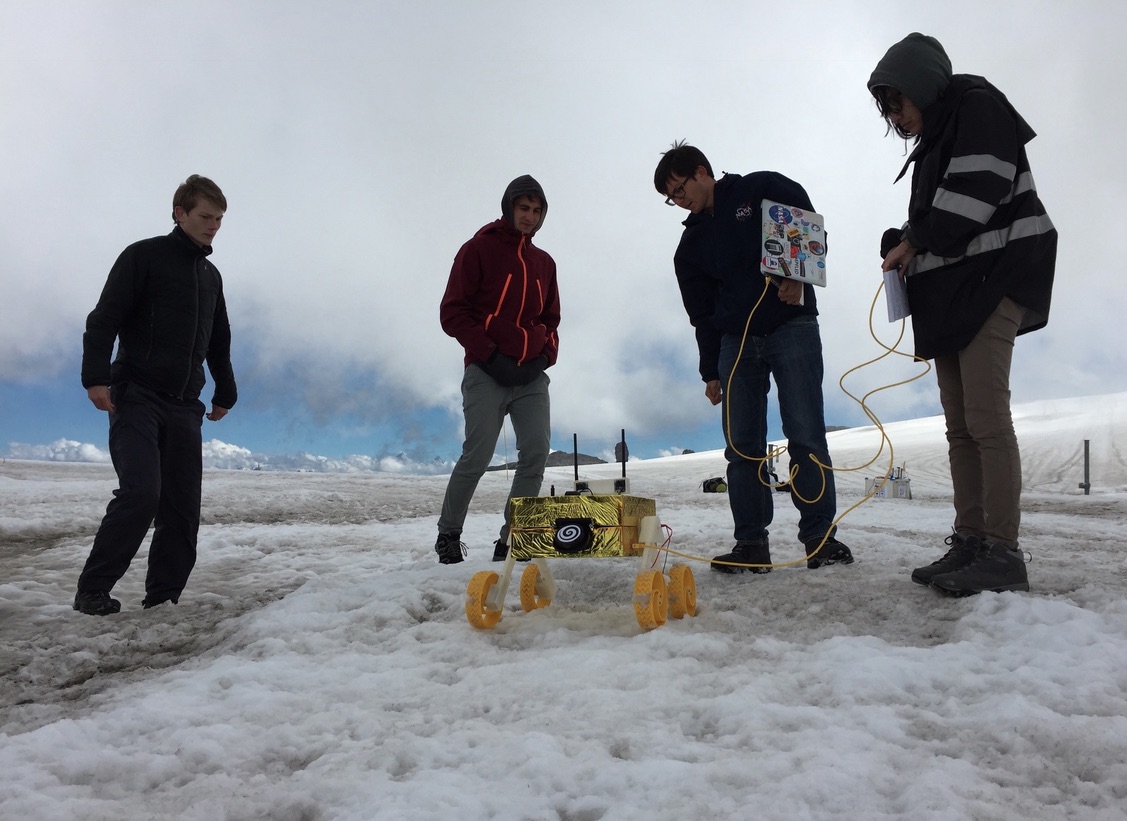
[2,393,1125,820]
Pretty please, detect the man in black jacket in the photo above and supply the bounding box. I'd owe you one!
[75,174,238,615]
[654,142,852,575]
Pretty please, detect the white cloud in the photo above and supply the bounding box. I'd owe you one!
[6,438,110,463]
[2,1,1124,457]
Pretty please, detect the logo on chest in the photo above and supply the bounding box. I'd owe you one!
[735,202,756,222]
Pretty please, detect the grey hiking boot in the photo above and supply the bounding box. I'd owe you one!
[911,531,980,586]
[711,541,771,574]
[805,537,854,569]
[930,540,1030,596]
[73,591,121,616]
[435,532,467,565]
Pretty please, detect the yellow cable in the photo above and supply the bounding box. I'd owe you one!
[715,275,931,570]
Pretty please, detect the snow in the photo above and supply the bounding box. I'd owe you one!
[2,393,1126,820]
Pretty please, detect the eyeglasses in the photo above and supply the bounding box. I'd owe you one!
[664,175,693,206]
[875,86,904,116]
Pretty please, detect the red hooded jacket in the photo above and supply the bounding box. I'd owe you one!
[440,218,560,369]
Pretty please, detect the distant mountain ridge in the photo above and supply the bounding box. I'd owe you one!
[486,450,607,472]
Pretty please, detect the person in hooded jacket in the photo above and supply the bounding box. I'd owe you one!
[75,174,237,615]
[435,175,560,564]
[869,33,1056,595]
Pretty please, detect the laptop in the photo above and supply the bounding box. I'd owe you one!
[759,200,827,287]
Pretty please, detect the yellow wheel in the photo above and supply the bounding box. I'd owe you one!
[519,563,552,612]
[633,570,667,631]
[465,571,502,629]
[667,565,697,619]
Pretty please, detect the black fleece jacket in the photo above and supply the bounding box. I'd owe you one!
[82,225,237,407]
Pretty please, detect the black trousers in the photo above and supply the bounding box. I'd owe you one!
[77,382,205,603]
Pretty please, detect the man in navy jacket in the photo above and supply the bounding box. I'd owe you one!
[654,142,852,575]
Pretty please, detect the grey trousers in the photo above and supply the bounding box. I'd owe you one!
[934,297,1025,546]
[438,364,551,543]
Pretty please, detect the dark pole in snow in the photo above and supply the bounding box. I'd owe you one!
[573,433,579,483]
[1078,439,1091,495]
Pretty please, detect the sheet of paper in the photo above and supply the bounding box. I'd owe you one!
[883,269,910,321]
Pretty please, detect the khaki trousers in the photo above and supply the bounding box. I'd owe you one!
[934,297,1025,547]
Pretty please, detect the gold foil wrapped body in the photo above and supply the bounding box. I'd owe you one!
[509,495,657,560]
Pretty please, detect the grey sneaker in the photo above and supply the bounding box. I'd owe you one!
[911,531,980,586]
[435,532,467,565]
[711,541,771,574]
[930,540,1030,596]
[73,591,121,616]
[805,537,854,569]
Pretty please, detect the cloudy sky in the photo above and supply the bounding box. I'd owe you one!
[2,0,1123,464]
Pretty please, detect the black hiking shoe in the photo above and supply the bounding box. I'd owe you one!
[805,537,854,569]
[930,540,1030,596]
[73,591,121,616]
[711,541,771,574]
[492,539,508,562]
[435,532,467,565]
[142,596,178,609]
[911,531,980,586]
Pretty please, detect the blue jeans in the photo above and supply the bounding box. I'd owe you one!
[718,316,837,546]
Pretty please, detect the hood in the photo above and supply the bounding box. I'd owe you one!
[891,73,1039,183]
[868,32,952,111]
[500,174,547,235]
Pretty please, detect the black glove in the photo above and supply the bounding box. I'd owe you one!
[880,227,903,259]
[520,355,549,385]
[482,351,523,387]
[483,352,549,387]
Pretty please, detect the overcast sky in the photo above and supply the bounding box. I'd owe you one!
[2,0,1123,463]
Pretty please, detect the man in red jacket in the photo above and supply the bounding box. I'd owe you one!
[436,175,560,564]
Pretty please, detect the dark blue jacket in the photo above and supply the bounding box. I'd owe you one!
[673,172,819,382]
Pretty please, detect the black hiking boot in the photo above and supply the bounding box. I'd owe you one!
[911,531,980,586]
[805,537,854,569]
[930,540,1030,596]
[142,596,178,609]
[73,591,121,616]
[492,539,508,562]
[711,541,771,574]
[435,532,467,565]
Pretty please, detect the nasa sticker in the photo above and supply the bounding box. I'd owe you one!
[767,204,793,225]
